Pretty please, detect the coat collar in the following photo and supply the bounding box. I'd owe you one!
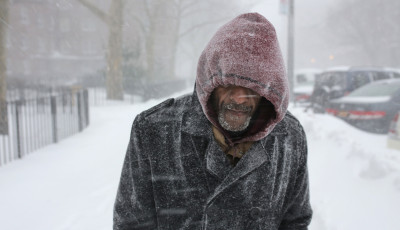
[181,92,288,202]
[206,135,277,205]
[205,137,233,180]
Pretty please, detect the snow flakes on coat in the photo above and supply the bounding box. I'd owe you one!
[113,13,312,230]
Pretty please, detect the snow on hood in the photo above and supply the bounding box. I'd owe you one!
[195,13,289,143]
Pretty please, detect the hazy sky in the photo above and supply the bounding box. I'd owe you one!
[250,0,339,50]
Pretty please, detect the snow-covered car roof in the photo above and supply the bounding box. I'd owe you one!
[295,68,322,74]
[324,66,399,73]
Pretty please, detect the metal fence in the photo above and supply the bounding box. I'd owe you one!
[0,89,89,166]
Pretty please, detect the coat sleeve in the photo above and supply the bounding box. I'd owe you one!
[113,117,158,230]
[279,127,312,230]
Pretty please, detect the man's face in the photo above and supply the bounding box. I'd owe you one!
[213,85,261,132]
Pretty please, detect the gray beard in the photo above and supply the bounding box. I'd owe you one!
[217,108,252,132]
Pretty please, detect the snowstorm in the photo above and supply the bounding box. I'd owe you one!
[0,0,400,230]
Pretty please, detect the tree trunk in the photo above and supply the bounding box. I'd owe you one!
[0,0,9,135]
[77,0,124,100]
[107,0,124,100]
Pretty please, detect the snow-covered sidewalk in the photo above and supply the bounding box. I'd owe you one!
[296,109,400,230]
[0,93,400,230]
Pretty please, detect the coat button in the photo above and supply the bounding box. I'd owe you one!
[250,207,261,220]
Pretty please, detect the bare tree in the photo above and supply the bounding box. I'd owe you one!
[78,0,256,99]
[77,0,124,100]
[324,0,400,66]
[127,0,250,81]
[0,0,9,134]
[170,0,240,79]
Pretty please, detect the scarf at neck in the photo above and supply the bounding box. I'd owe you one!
[212,126,254,166]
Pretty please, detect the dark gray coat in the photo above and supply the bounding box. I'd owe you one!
[113,93,312,230]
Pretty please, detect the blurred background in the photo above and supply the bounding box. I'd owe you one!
[2,0,398,102]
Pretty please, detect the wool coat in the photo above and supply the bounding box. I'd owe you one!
[113,93,312,230]
[114,13,312,229]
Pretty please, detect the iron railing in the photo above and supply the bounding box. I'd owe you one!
[0,89,89,166]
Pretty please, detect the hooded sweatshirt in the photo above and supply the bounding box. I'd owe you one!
[196,13,289,145]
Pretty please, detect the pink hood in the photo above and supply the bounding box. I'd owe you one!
[195,13,289,143]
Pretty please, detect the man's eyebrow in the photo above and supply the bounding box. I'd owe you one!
[238,95,260,98]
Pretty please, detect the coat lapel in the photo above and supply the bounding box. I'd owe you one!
[181,94,232,180]
[206,135,276,204]
[205,137,233,180]
[206,117,288,205]
[181,92,289,205]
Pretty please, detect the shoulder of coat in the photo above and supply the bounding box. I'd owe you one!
[141,98,175,117]
[284,111,300,124]
[282,110,305,136]
[139,94,192,121]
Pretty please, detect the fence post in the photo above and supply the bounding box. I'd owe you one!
[77,91,83,132]
[51,96,58,143]
[15,101,22,159]
[84,89,89,127]
[0,100,8,135]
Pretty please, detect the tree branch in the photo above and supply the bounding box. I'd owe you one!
[179,16,231,38]
[76,0,109,24]
[142,0,152,19]
[131,15,147,34]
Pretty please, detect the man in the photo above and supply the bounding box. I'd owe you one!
[114,13,312,229]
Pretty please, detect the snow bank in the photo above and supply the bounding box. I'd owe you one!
[291,106,400,230]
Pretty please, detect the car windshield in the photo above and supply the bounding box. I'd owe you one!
[349,71,374,89]
[348,81,400,97]
[316,72,346,87]
[296,73,316,86]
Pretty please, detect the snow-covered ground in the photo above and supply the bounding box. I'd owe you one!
[1,89,400,230]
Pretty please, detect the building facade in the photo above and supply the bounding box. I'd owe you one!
[7,0,108,86]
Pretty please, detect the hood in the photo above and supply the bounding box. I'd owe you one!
[195,12,289,143]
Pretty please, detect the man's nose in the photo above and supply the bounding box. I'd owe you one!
[229,87,250,104]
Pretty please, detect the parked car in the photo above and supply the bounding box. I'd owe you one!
[293,68,321,104]
[310,66,400,113]
[387,111,400,150]
[326,79,400,134]
[384,67,400,79]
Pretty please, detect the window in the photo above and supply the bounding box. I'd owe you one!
[81,19,96,31]
[60,40,72,53]
[296,74,307,84]
[6,59,12,75]
[82,40,96,55]
[23,60,31,75]
[388,71,400,79]
[37,61,48,76]
[37,39,46,53]
[371,72,390,81]
[5,34,11,48]
[56,0,73,10]
[37,15,44,28]
[20,38,28,51]
[59,18,70,32]
[349,82,400,97]
[350,72,371,89]
[20,7,29,25]
[49,17,55,31]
